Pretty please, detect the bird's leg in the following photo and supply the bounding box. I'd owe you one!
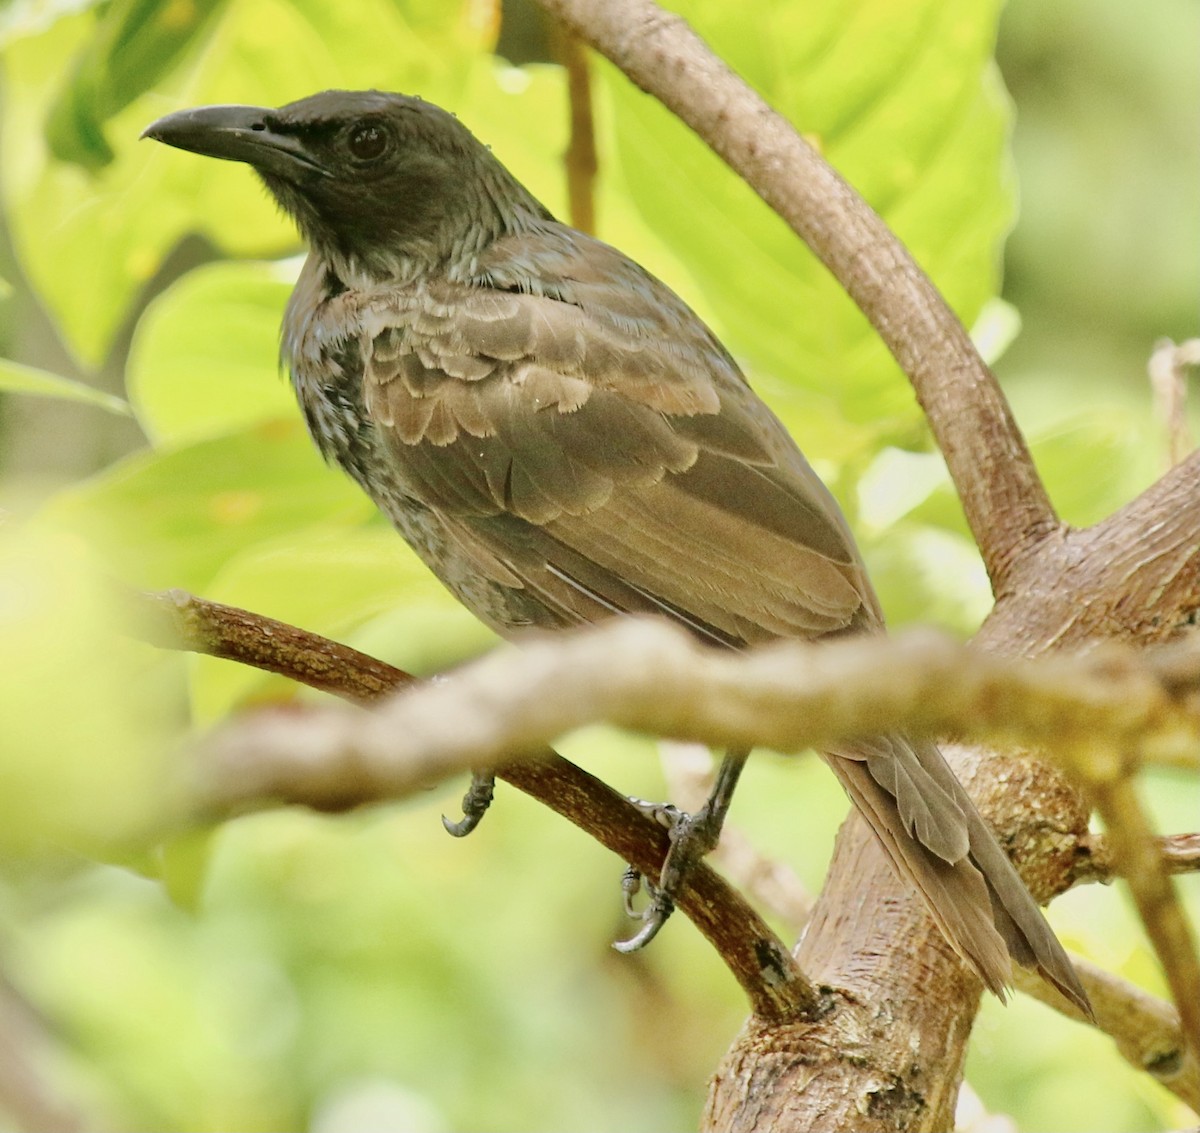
[442,769,496,837]
[619,799,682,917]
[614,747,749,952]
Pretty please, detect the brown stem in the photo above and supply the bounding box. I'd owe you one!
[533,0,1056,593]
[1148,338,1200,468]
[549,22,598,234]
[1013,956,1199,1113]
[1073,832,1200,886]
[0,974,88,1133]
[135,590,819,1022]
[1083,754,1200,1060]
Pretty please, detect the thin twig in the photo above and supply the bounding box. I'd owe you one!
[133,588,413,705]
[0,973,88,1133]
[1073,832,1200,886]
[549,22,597,234]
[1149,338,1200,468]
[1077,752,1200,1059]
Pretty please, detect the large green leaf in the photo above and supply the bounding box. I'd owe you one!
[1,0,494,366]
[127,259,298,444]
[604,0,1013,435]
[47,0,230,168]
[0,526,173,854]
[38,419,373,591]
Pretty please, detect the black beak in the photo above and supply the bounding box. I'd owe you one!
[141,104,329,181]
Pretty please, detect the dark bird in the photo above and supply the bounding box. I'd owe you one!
[143,90,1089,1014]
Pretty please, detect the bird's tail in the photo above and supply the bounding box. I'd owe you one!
[823,733,1091,1017]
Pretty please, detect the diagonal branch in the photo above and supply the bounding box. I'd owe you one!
[134,590,818,1023]
[1079,752,1200,1066]
[1013,956,1199,1113]
[181,610,1200,1061]
[535,0,1056,591]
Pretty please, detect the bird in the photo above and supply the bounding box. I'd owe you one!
[143,89,1090,1014]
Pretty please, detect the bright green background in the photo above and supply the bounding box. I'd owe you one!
[0,0,1197,1129]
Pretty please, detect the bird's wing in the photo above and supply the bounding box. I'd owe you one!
[354,236,1101,1015]
[358,229,873,645]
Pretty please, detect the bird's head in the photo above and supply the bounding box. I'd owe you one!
[143,89,551,281]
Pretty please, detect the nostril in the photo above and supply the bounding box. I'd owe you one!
[251,121,266,131]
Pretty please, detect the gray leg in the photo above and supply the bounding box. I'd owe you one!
[442,769,496,837]
[615,747,749,952]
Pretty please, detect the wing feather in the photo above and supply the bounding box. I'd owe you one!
[357,230,870,643]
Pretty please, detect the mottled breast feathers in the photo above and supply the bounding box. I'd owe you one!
[286,226,875,645]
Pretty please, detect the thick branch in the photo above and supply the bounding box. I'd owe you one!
[982,448,1200,658]
[192,619,1200,802]
[534,0,1056,590]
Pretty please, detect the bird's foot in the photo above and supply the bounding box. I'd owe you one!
[614,800,725,953]
[614,750,748,952]
[442,769,496,837]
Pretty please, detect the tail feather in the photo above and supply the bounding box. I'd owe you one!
[825,734,1092,1017]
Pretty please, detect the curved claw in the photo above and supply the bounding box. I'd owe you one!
[442,770,495,838]
[613,896,675,953]
[442,810,483,837]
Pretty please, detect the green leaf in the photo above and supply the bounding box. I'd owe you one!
[602,0,1013,435]
[190,527,495,722]
[863,523,992,633]
[127,259,298,443]
[2,0,492,366]
[0,357,131,414]
[47,0,230,169]
[1028,413,1158,528]
[37,418,374,591]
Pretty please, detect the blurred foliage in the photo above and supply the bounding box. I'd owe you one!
[0,0,1196,1130]
[0,355,130,414]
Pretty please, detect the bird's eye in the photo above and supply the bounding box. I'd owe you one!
[348,121,388,161]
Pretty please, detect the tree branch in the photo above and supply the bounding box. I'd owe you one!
[1078,754,1200,1063]
[1074,832,1200,886]
[1013,956,1199,1113]
[163,597,1200,1064]
[0,973,88,1133]
[136,590,818,1023]
[1148,338,1200,468]
[190,618,1200,800]
[549,22,597,235]
[534,0,1057,592]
